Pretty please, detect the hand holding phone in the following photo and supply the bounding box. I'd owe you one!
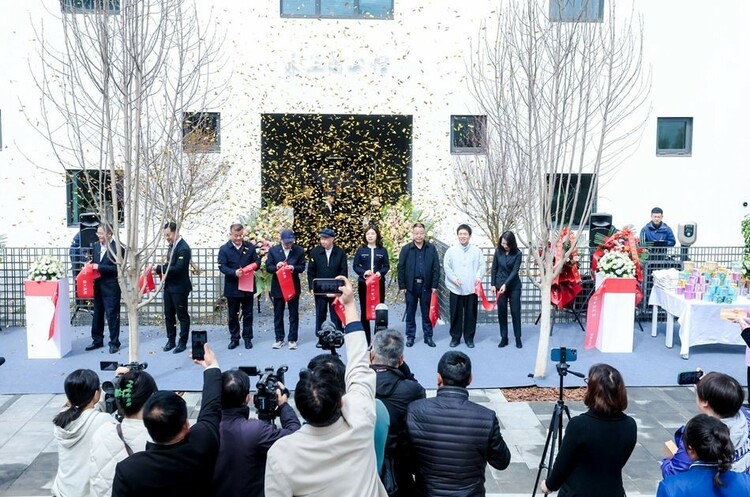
[677,370,703,385]
[312,278,345,296]
[191,330,208,361]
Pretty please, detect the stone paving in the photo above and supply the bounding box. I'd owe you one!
[0,385,700,496]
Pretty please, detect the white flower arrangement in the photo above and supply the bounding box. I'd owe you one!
[596,251,636,279]
[27,255,65,281]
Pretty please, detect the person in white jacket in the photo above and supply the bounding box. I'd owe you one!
[89,368,158,497]
[443,224,484,348]
[52,369,115,497]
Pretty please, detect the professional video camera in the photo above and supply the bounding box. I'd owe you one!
[316,320,345,355]
[99,361,148,418]
[239,365,289,422]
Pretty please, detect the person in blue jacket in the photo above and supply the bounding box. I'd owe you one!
[640,207,676,247]
[657,414,750,496]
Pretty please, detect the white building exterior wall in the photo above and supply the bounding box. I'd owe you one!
[0,0,747,248]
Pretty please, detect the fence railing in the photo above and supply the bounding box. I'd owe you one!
[1,245,745,328]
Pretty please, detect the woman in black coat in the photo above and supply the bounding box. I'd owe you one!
[353,225,389,343]
[491,231,523,348]
[541,363,637,497]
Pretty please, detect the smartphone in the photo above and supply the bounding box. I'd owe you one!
[100,361,119,371]
[191,330,208,361]
[677,371,703,385]
[550,347,577,363]
[313,278,344,296]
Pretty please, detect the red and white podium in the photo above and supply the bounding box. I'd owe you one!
[24,279,72,359]
[585,276,637,353]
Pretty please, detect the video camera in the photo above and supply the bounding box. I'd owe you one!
[316,320,345,355]
[239,365,289,422]
[99,361,148,418]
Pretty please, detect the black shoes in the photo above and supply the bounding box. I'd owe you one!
[516,338,523,348]
[449,339,460,348]
[498,337,509,348]
[173,343,187,354]
[228,341,239,350]
[406,337,415,347]
[245,340,253,349]
[109,344,120,354]
[163,341,176,352]
[85,342,104,351]
[424,337,436,347]
[466,341,475,348]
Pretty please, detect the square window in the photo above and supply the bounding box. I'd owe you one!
[549,0,604,22]
[450,115,487,154]
[182,112,221,153]
[61,0,120,14]
[656,117,693,156]
[66,169,124,227]
[280,0,393,19]
[280,0,316,16]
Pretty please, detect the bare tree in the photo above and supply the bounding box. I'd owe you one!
[470,0,650,377]
[33,0,228,362]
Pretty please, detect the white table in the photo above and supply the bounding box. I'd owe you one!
[649,286,748,359]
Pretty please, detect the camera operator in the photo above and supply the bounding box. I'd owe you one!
[89,366,158,497]
[212,369,300,497]
[265,276,388,497]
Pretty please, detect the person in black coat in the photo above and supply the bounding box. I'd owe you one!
[85,224,123,354]
[541,363,637,497]
[265,229,306,349]
[491,231,523,348]
[307,228,348,332]
[407,351,511,497]
[218,223,260,350]
[112,344,222,497]
[153,222,192,354]
[353,225,390,343]
[397,222,440,348]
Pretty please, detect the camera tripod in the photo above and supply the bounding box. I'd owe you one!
[531,354,585,496]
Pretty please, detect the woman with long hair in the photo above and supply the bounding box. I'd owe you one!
[657,414,750,496]
[541,363,637,496]
[491,230,523,348]
[353,224,389,343]
[52,369,114,497]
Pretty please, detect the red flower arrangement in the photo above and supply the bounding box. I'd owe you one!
[591,226,648,304]
[551,228,583,309]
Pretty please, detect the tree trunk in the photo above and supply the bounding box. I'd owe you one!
[534,277,552,378]
[127,303,140,363]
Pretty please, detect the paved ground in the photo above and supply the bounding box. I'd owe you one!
[0,385,699,496]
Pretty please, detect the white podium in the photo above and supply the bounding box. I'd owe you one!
[24,279,72,359]
[593,276,636,353]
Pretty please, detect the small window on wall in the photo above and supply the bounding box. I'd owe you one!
[547,173,596,227]
[182,112,221,153]
[281,0,394,19]
[549,0,604,22]
[656,117,693,156]
[66,169,124,227]
[450,115,487,154]
[61,0,121,13]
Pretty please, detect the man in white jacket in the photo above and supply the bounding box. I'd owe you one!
[443,224,484,348]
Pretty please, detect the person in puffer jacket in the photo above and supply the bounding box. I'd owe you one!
[406,351,510,497]
[661,371,750,477]
[89,368,158,497]
[52,369,115,497]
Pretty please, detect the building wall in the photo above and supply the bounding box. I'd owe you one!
[0,0,747,249]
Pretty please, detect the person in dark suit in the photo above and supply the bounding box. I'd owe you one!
[153,222,192,354]
[353,225,390,343]
[491,231,523,348]
[307,228,348,332]
[397,222,440,348]
[111,344,221,497]
[217,223,260,350]
[85,224,122,354]
[266,229,306,350]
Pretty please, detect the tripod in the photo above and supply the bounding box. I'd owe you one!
[532,355,584,496]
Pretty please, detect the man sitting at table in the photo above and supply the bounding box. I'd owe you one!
[640,207,676,248]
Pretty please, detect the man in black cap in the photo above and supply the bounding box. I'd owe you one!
[266,229,306,349]
[308,228,348,332]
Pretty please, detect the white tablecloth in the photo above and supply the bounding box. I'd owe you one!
[648,286,748,358]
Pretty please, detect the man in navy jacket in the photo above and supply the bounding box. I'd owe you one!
[218,223,261,350]
[154,222,192,354]
[85,224,122,354]
[265,229,306,349]
[307,228,348,332]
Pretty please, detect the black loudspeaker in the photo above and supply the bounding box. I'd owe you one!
[79,212,100,255]
[589,213,613,247]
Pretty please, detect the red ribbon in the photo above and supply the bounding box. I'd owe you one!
[475,281,497,311]
[276,263,297,302]
[238,263,259,293]
[584,278,637,349]
[333,297,347,325]
[76,263,100,299]
[365,273,381,320]
[429,291,440,328]
[138,265,155,295]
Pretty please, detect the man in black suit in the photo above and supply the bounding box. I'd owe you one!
[266,229,306,350]
[154,222,192,354]
[85,224,122,354]
[218,223,260,350]
[307,227,348,332]
[111,344,221,497]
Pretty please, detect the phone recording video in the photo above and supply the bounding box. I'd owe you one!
[191,330,208,361]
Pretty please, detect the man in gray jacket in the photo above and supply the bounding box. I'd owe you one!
[443,224,484,348]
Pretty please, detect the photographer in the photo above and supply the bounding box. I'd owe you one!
[265,276,387,497]
[212,369,300,497]
[89,367,158,497]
